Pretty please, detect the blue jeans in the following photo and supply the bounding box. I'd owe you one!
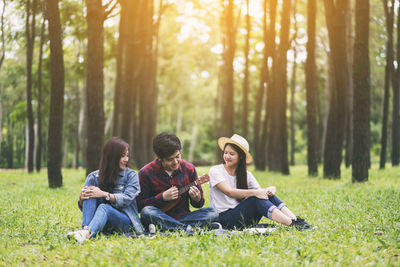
[82,198,132,238]
[140,206,218,231]
[218,196,287,230]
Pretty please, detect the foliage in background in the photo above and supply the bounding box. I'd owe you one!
[0,0,395,168]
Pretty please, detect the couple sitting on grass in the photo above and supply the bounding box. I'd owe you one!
[68,133,313,243]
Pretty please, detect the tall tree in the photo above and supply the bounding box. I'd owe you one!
[380,0,394,169]
[305,0,319,176]
[46,0,65,188]
[138,0,157,167]
[289,0,297,166]
[0,0,5,71]
[261,0,278,169]
[344,0,354,168]
[36,17,45,172]
[0,0,5,152]
[112,0,127,137]
[253,0,269,170]
[220,0,237,137]
[119,0,137,146]
[352,0,370,182]
[85,0,117,174]
[25,0,36,173]
[116,0,160,167]
[241,0,250,137]
[267,0,291,174]
[85,0,104,174]
[391,2,400,166]
[323,0,350,178]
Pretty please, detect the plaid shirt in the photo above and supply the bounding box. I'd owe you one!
[137,158,205,220]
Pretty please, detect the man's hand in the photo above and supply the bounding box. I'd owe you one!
[163,186,179,201]
[266,186,276,196]
[188,186,201,202]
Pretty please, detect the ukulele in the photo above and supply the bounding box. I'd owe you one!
[160,174,210,212]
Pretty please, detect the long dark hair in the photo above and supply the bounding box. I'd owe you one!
[224,143,248,191]
[98,137,129,192]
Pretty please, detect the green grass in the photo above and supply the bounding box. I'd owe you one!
[1,165,399,266]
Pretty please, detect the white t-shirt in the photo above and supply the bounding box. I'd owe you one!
[209,164,260,213]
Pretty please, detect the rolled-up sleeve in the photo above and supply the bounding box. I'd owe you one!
[112,170,141,209]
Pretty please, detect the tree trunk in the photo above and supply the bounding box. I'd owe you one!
[188,123,198,163]
[72,85,81,169]
[290,0,297,166]
[344,0,354,168]
[290,51,296,166]
[79,85,87,168]
[119,0,140,166]
[391,2,400,166]
[323,0,350,179]
[306,0,319,176]
[7,119,13,168]
[62,138,68,168]
[112,1,127,137]
[221,0,236,137]
[0,0,4,151]
[242,0,250,138]
[141,0,158,167]
[352,0,370,182]
[25,121,28,169]
[36,17,45,172]
[253,0,268,170]
[268,0,291,174]
[46,0,64,188]
[261,0,277,169]
[380,0,394,169]
[85,0,105,174]
[25,0,36,173]
[0,0,5,71]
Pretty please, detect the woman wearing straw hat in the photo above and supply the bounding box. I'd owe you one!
[209,134,313,230]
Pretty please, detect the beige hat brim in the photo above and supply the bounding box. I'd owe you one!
[218,137,253,164]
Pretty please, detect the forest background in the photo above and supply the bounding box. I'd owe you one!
[0,0,398,186]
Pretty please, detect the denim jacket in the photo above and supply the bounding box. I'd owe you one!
[78,168,144,234]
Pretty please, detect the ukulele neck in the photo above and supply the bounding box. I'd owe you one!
[178,181,197,195]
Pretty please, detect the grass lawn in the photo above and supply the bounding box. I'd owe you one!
[0,165,399,266]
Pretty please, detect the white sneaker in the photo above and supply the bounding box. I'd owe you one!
[148,224,156,234]
[67,229,89,244]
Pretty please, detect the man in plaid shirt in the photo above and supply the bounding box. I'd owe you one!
[137,132,218,232]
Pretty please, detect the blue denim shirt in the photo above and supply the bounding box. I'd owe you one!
[78,168,144,234]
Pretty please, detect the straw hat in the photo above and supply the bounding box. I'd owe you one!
[218,134,253,164]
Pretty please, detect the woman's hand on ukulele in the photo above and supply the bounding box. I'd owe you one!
[163,186,179,201]
[254,188,269,200]
[188,186,201,202]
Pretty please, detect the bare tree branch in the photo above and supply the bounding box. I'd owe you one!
[104,0,119,20]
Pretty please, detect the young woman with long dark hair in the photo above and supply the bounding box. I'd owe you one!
[67,137,144,243]
[209,134,313,230]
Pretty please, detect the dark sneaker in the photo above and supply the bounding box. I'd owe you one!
[290,217,316,230]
